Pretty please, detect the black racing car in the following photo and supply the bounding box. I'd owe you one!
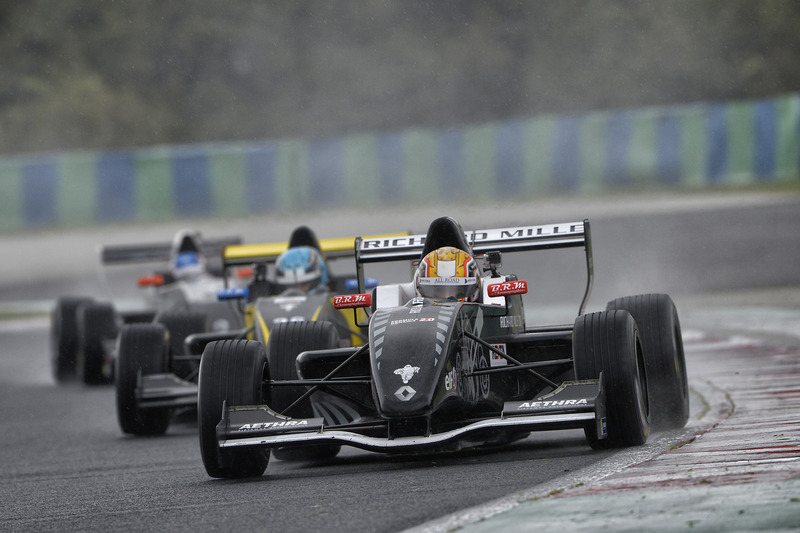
[198,216,689,478]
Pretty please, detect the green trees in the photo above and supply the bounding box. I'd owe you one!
[1,0,799,155]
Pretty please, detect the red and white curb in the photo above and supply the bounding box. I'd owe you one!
[410,329,800,532]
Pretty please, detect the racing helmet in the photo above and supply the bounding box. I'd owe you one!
[170,230,207,279]
[172,251,206,278]
[275,246,328,293]
[414,246,481,301]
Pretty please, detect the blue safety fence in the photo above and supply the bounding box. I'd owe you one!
[0,93,798,231]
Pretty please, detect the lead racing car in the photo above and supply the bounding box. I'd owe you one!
[198,217,689,478]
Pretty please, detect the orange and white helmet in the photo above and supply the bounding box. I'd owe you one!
[415,246,481,301]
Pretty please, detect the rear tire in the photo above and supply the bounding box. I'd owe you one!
[50,297,93,382]
[573,310,650,449]
[606,294,689,429]
[268,321,342,461]
[115,324,172,435]
[198,340,270,478]
[77,302,117,385]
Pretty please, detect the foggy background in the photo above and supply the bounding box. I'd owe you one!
[2,0,800,156]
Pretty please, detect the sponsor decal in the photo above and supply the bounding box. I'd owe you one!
[273,295,307,312]
[395,385,416,401]
[490,343,507,367]
[362,236,427,249]
[487,280,528,297]
[459,309,490,404]
[516,399,589,410]
[499,315,523,328]
[444,367,457,391]
[333,293,371,309]
[237,420,310,431]
[391,318,419,325]
[418,276,476,286]
[419,317,435,322]
[359,223,584,251]
[394,364,420,384]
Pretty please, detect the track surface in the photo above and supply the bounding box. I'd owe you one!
[1,319,618,532]
[1,192,799,531]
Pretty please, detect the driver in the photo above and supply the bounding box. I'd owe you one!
[275,246,328,293]
[169,230,208,280]
[414,246,481,301]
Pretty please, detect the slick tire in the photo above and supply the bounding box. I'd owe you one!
[115,324,172,435]
[573,310,650,449]
[198,339,269,478]
[77,302,117,385]
[157,311,208,380]
[606,294,689,429]
[268,321,342,462]
[50,297,93,383]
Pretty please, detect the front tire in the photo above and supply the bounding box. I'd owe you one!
[268,321,342,462]
[115,324,171,435]
[606,294,689,429]
[198,340,270,478]
[573,310,650,449]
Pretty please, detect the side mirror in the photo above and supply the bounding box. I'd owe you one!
[333,293,372,309]
[345,277,379,292]
[137,274,165,287]
[218,287,249,301]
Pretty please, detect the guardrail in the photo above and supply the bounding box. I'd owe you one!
[1,93,798,231]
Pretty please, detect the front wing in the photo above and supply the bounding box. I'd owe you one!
[216,379,607,453]
[137,373,197,409]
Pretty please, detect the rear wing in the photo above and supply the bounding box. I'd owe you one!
[355,220,594,315]
[99,236,242,265]
[222,233,410,268]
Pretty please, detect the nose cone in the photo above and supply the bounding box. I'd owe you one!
[369,302,458,417]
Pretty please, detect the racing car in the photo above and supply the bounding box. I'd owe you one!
[50,230,241,385]
[197,216,689,478]
[116,226,390,438]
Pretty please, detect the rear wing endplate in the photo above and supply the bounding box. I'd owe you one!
[355,220,594,315]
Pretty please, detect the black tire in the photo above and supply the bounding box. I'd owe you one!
[77,302,117,385]
[50,297,93,382]
[268,321,342,462]
[115,324,172,435]
[157,311,208,379]
[573,310,650,449]
[198,339,270,478]
[606,294,689,429]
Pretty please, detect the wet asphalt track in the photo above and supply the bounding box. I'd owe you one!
[1,191,800,531]
[0,318,619,532]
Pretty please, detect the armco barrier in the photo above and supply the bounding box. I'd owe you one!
[0,93,798,231]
